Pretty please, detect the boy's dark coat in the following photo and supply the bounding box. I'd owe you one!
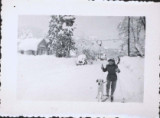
[102,64,120,81]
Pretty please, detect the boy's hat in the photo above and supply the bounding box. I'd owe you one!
[108,59,115,62]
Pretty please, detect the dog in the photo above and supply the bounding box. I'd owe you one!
[96,79,104,102]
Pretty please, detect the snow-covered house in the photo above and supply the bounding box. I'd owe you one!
[18,38,49,55]
[37,39,48,55]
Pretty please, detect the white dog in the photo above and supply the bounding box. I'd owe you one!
[96,79,104,102]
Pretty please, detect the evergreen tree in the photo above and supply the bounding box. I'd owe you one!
[47,15,76,57]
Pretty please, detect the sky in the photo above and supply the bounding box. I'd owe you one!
[18,15,51,38]
[74,16,124,40]
[18,15,125,49]
[18,15,124,39]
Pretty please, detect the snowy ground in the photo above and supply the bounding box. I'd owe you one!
[17,55,144,102]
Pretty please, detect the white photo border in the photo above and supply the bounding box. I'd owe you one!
[1,1,160,118]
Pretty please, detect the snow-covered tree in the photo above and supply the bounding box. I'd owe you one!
[47,15,76,57]
[74,37,105,60]
[18,28,33,39]
[118,16,145,57]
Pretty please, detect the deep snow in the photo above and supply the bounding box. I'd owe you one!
[17,55,144,102]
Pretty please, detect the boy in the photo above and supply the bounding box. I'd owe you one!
[101,59,120,102]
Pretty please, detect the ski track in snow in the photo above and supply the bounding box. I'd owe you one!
[17,55,144,102]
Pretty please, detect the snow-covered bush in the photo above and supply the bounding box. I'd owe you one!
[82,49,97,60]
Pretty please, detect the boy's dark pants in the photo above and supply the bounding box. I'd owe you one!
[106,80,117,96]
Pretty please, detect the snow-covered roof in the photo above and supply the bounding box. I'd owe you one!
[63,16,75,20]
[18,38,43,51]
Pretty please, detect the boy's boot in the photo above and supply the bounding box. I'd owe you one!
[111,95,114,102]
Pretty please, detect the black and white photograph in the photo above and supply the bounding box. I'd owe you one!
[1,1,160,118]
[17,16,145,103]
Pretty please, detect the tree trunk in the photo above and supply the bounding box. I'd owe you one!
[67,39,71,57]
[128,17,130,56]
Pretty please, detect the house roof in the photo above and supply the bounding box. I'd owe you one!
[18,38,43,51]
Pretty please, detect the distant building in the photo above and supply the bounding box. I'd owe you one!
[37,39,48,55]
[18,38,49,55]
